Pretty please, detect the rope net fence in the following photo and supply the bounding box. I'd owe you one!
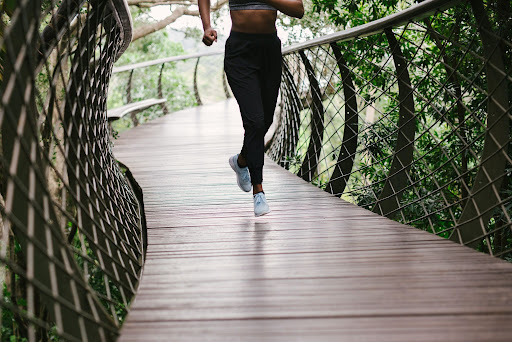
[0,0,143,340]
[268,0,512,258]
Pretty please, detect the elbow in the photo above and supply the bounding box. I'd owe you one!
[295,4,304,18]
[281,1,304,19]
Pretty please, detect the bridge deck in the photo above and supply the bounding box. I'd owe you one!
[114,100,512,341]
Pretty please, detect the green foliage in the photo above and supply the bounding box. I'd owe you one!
[70,233,129,323]
[0,0,16,17]
[338,7,488,231]
[2,284,17,342]
[312,0,415,28]
[108,28,196,131]
[182,27,203,41]
[278,0,337,44]
[281,1,512,257]
[117,30,185,66]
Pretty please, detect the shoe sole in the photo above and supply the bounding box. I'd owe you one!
[255,208,271,217]
[229,156,251,192]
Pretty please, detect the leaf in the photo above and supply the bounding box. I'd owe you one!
[4,0,16,16]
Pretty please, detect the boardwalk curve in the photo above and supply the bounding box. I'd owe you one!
[114,100,512,341]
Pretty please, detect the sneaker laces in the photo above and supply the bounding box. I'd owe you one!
[241,168,250,183]
[254,192,264,204]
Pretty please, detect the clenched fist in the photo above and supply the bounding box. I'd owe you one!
[202,28,218,46]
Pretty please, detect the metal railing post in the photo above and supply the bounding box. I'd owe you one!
[298,50,325,182]
[450,0,510,249]
[325,42,359,197]
[194,57,203,106]
[222,67,232,98]
[371,28,417,219]
[158,63,170,114]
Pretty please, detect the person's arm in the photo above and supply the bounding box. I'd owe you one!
[198,0,218,46]
[265,0,304,18]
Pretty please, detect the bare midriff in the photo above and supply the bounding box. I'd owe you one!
[230,10,277,34]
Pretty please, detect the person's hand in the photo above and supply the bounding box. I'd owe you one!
[202,28,217,46]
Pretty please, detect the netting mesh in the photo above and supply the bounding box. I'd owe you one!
[1,0,143,340]
[268,0,512,258]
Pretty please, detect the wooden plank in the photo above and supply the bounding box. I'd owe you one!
[114,100,512,341]
[117,315,512,342]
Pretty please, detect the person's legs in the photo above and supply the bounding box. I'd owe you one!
[224,32,267,188]
[252,34,282,197]
[224,32,279,216]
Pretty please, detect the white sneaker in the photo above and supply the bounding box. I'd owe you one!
[253,192,270,217]
[229,154,251,192]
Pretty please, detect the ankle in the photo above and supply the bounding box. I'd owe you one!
[237,156,247,168]
[253,184,263,195]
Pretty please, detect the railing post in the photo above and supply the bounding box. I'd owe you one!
[194,57,203,105]
[298,50,325,182]
[127,69,139,126]
[372,28,416,219]
[158,63,169,114]
[326,42,359,197]
[127,69,133,103]
[424,15,470,209]
[222,67,232,98]
[273,59,302,169]
[450,0,510,249]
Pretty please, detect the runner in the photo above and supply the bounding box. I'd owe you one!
[199,0,304,216]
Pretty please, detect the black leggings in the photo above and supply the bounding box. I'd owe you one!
[224,30,282,185]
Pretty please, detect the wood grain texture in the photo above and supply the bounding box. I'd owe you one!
[114,100,512,341]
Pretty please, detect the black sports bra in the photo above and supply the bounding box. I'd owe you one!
[229,0,276,11]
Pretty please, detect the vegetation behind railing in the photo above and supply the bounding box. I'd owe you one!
[268,0,512,258]
[0,0,143,340]
[108,50,229,132]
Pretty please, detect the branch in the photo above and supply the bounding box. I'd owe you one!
[130,0,229,41]
[183,0,228,15]
[132,6,187,41]
[128,0,193,7]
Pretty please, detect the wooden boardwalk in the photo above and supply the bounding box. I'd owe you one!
[114,100,512,341]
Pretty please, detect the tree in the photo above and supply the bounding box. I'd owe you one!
[286,0,512,257]
[128,0,229,41]
[278,0,337,44]
[311,0,419,29]
[107,28,197,132]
